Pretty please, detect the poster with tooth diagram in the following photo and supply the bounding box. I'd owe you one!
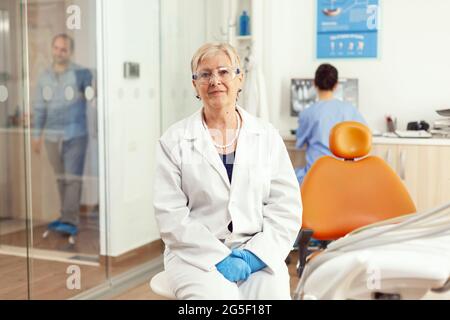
[317,0,379,58]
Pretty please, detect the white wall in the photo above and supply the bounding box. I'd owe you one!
[98,0,160,256]
[71,0,97,70]
[262,0,450,133]
[160,0,207,132]
[160,0,263,132]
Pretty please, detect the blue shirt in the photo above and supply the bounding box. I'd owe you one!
[33,63,93,142]
[221,151,236,183]
[221,151,235,232]
[295,98,367,184]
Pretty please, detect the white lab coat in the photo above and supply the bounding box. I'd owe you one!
[153,106,302,289]
[241,54,270,121]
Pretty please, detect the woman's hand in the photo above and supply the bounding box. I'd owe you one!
[231,249,267,273]
[215,255,251,282]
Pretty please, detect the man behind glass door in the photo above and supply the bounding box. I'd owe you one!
[31,33,92,235]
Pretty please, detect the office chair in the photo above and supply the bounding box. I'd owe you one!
[149,270,176,299]
[296,121,416,278]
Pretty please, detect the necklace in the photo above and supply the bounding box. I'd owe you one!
[202,109,241,151]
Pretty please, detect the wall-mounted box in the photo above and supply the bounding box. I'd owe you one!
[123,62,140,79]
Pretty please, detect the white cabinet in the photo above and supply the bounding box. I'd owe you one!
[371,143,397,172]
[371,143,450,212]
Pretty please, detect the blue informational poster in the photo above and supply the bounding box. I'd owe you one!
[317,0,379,58]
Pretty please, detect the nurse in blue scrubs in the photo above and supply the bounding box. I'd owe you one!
[295,63,367,185]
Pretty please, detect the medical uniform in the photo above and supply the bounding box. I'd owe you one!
[153,106,302,299]
[295,99,366,184]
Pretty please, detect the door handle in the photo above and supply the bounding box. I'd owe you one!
[385,148,393,168]
[399,149,406,180]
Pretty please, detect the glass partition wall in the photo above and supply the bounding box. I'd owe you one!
[0,0,29,300]
[0,0,105,299]
[27,0,105,298]
[0,0,229,299]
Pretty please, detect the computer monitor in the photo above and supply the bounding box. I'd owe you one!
[290,78,358,117]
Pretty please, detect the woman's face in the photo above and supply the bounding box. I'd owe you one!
[192,52,243,110]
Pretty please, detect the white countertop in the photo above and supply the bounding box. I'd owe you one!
[281,133,450,146]
[372,136,450,146]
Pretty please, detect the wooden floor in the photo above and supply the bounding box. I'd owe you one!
[0,213,101,299]
[0,215,164,300]
[112,278,167,300]
[0,254,105,299]
[0,214,100,254]
[0,244,164,299]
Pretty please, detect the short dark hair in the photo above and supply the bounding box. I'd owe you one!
[52,33,75,52]
[314,63,338,91]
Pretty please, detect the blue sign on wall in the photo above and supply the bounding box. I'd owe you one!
[317,0,379,59]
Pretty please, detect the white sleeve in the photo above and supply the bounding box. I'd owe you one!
[244,130,303,272]
[153,139,231,271]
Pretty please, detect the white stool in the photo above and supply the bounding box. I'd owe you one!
[149,270,176,299]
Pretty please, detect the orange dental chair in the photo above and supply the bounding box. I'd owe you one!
[296,121,417,278]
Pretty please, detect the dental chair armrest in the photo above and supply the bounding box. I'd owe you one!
[296,229,314,278]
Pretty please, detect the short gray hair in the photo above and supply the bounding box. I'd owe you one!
[191,42,241,73]
[52,33,75,52]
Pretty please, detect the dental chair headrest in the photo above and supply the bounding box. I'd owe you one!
[329,121,372,160]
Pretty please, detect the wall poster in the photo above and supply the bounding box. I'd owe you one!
[317,0,379,58]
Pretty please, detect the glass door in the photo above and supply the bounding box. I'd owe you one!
[0,0,108,299]
[0,0,29,300]
[24,0,107,299]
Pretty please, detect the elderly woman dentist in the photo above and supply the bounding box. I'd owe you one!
[153,42,302,299]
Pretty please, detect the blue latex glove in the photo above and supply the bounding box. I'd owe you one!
[231,249,267,273]
[216,255,251,282]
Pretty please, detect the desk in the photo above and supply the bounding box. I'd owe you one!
[283,137,306,169]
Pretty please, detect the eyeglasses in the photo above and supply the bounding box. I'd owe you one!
[192,67,240,84]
